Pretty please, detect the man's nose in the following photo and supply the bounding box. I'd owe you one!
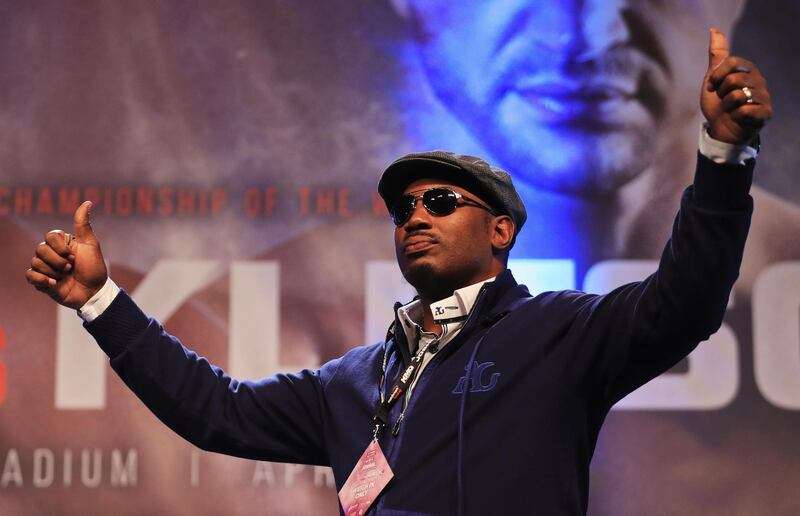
[403,200,433,229]
[574,0,631,61]
[523,0,631,62]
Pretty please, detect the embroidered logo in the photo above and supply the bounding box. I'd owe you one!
[452,361,500,394]
[433,305,460,317]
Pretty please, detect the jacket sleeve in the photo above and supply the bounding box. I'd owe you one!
[84,290,334,466]
[576,153,754,408]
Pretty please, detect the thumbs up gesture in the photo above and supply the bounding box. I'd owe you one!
[702,28,772,145]
[26,201,109,309]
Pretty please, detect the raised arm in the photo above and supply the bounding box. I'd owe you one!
[577,29,772,406]
[25,202,331,465]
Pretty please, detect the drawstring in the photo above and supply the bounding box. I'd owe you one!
[456,331,487,516]
[456,307,517,516]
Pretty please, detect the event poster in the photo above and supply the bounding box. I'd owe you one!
[2,1,799,514]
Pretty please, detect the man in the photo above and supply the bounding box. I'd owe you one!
[389,4,799,513]
[26,29,771,514]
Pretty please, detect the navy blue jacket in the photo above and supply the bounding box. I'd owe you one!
[86,154,753,515]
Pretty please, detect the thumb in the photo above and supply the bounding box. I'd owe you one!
[707,27,729,72]
[73,200,98,242]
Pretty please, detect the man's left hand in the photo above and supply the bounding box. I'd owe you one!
[702,28,772,145]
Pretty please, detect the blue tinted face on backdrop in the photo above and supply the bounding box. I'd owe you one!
[401,0,744,196]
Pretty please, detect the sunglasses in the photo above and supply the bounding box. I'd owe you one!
[390,187,499,226]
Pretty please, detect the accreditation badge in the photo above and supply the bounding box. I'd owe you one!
[338,439,394,515]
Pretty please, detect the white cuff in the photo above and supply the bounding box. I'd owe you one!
[698,123,758,165]
[78,278,120,322]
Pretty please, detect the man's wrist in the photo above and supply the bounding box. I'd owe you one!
[698,123,758,165]
[78,277,120,322]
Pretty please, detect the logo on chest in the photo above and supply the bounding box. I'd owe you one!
[452,361,501,394]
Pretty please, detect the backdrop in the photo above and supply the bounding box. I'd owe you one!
[2,1,799,515]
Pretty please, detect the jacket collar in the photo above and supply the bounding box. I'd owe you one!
[387,268,529,363]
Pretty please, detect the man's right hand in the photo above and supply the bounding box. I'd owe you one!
[25,201,108,310]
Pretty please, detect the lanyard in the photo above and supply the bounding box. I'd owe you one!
[371,286,489,440]
[372,334,436,440]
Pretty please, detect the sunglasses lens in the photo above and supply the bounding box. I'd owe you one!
[423,188,458,215]
[391,188,459,225]
[391,195,415,226]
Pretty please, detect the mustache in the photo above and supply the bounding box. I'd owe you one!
[403,230,438,242]
[487,42,671,122]
[501,48,658,89]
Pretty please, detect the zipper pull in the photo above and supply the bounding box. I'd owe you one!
[392,413,405,436]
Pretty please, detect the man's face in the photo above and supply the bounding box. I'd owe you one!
[404,0,744,195]
[394,178,497,297]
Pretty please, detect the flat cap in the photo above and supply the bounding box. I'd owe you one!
[378,150,527,235]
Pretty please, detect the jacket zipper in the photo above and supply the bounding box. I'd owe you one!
[390,287,489,438]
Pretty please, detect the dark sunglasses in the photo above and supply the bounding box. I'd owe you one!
[390,187,499,226]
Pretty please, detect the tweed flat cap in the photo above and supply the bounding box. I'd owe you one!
[378,150,527,235]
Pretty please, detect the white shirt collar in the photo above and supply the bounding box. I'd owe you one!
[430,280,489,324]
[396,276,496,345]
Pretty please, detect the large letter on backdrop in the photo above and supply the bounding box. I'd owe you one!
[753,262,800,409]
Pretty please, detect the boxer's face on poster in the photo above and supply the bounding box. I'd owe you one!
[403,0,744,195]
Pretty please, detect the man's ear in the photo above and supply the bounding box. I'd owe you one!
[490,215,515,252]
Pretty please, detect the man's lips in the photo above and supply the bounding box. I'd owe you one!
[516,77,637,96]
[403,235,437,254]
[512,78,639,122]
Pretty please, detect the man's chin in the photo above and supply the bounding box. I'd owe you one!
[401,259,437,289]
[402,258,462,300]
[481,125,655,197]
